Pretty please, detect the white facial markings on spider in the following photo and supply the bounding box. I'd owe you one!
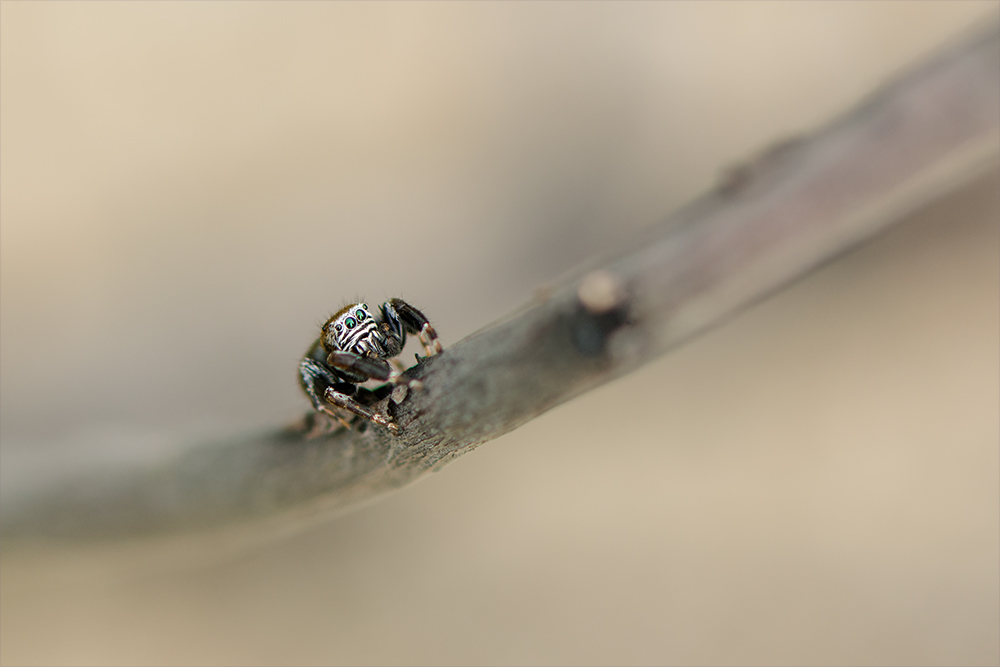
[299,298,442,435]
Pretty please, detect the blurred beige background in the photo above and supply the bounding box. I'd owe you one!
[1,2,998,665]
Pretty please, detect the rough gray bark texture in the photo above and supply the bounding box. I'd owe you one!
[3,22,998,544]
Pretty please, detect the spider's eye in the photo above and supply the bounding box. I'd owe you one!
[345,317,356,329]
[335,324,342,332]
[356,309,365,320]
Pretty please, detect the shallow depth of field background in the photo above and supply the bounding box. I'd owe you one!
[1,3,998,665]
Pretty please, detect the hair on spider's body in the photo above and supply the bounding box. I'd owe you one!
[299,298,442,435]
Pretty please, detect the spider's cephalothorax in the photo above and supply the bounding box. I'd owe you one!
[299,298,442,434]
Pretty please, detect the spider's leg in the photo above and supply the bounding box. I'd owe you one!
[326,351,395,382]
[324,386,399,433]
[388,298,443,356]
[322,351,401,432]
[299,357,352,429]
[326,350,417,388]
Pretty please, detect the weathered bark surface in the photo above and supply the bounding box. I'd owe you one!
[3,22,997,543]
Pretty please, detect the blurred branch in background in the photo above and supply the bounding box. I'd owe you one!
[3,22,997,548]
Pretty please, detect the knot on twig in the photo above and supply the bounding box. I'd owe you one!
[577,269,626,315]
[571,270,631,357]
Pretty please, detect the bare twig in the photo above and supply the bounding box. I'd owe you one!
[3,22,998,545]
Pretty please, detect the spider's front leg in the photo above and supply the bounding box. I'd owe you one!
[299,356,352,430]
[325,351,402,432]
[322,386,399,434]
[327,350,405,383]
[387,298,443,357]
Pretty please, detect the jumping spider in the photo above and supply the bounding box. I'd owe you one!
[299,298,442,434]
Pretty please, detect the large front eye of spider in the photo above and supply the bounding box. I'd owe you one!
[345,316,356,329]
[355,309,366,320]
